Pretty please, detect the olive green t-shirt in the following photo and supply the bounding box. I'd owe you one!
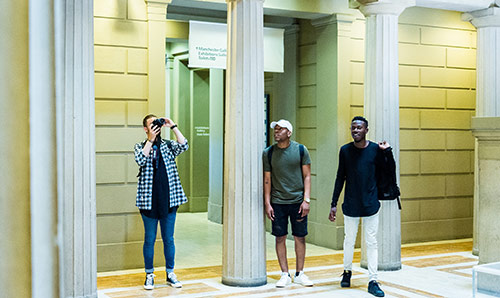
[262,141,311,204]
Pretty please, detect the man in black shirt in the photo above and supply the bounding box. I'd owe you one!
[329,116,393,297]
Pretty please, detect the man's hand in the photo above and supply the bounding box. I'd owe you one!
[378,140,391,150]
[298,200,310,217]
[328,207,337,222]
[265,203,275,221]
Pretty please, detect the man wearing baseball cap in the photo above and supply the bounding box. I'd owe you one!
[263,119,314,288]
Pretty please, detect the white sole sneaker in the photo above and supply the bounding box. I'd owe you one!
[168,281,182,288]
[294,272,314,287]
[276,275,292,288]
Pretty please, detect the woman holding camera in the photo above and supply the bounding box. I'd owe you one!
[134,114,188,290]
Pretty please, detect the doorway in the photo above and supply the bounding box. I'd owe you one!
[166,47,225,269]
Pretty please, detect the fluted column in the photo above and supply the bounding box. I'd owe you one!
[56,0,97,297]
[222,0,267,287]
[463,6,500,257]
[0,2,31,297]
[357,0,414,271]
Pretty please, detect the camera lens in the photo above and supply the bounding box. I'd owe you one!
[152,118,165,128]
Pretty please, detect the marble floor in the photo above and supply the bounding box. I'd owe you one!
[97,213,491,298]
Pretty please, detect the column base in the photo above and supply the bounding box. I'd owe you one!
[361,261,402,271]
[222,276,267,287]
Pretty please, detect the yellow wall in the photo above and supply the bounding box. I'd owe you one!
[349,7,475,243]
[294,7,475,247]
[94,0,159,272]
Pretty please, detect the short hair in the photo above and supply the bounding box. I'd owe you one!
[351,116,368,128]
[142,114,157,127]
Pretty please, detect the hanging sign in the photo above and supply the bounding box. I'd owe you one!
[188,20,284,73]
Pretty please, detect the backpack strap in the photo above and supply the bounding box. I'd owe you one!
[267,144,274,172]
[137,139,173,178]
[299,144,304,165]
[137,140,148,177]
[267,143,305,172]
[165,139,173,150]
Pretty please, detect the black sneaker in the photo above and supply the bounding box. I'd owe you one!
[144,273,155,290]
[340,270,352,287]
[368,280,385,297]
[167,272,182,288]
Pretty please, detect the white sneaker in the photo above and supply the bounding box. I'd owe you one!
[276,272,292,288]
[294,271,314,287]
[143,273,155,290]
[167,272,182,288]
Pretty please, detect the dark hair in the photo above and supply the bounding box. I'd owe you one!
[352,116,368,128]
[142,114,157,127]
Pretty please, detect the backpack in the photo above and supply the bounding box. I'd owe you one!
[266,143,305,172]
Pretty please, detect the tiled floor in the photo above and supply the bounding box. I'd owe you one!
[97,213,489,298]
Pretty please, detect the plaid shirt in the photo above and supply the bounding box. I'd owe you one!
[134,138,189,210]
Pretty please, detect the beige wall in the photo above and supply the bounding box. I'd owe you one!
[94,0,156,272]
[294,7,475,247]
[396,7,475,242]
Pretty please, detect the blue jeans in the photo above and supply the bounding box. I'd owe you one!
[141,208,177,274]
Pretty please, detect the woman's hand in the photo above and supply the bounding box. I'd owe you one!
[162,118,176,128]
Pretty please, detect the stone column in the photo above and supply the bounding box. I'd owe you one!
[145,0,171,115]
[55,0,97,297]
[222,0,267,287]
[463,6,500,256]
[29,0,58,297]
[471,117,500,264]
[0,2,31,297]
[356,0,414,271]
[208,69,224,224]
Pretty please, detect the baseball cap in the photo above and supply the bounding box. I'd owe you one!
[270,119,293,133]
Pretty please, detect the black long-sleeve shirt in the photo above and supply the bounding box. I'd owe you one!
[140,142,171,219]
[331,141,390,217]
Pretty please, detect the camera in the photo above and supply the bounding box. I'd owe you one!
[152,118,165,128]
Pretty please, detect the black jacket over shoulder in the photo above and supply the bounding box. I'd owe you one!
[376,147,398,199]
[376,147,401,208]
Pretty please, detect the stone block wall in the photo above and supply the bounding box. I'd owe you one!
[295,7,476,247]
[94,0,161,272]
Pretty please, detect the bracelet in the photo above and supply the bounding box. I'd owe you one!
[170,124,178,130]
[147,139,154,144]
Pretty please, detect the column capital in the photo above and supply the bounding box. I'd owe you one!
[351,0,415,17]
[463,7,500,28]
[145,0,170,18]
[311,14,356,28]
[146,0,169,21]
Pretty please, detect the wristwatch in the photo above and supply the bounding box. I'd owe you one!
[304,197,310,203]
